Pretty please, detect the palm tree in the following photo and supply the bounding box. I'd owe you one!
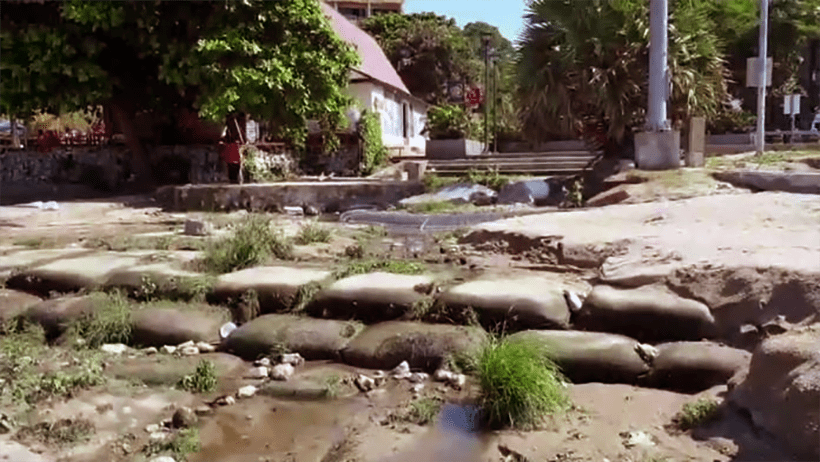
[517,0,728,155]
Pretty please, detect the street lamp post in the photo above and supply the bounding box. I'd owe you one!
[755,0,770,155]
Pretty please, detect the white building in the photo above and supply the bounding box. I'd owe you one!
[322,2,429,157]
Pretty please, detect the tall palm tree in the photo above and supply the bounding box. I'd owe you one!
[518,0,728,154]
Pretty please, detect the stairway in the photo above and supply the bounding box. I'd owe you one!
[417,150,602,176]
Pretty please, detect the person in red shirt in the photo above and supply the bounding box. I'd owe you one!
[219,133,243,184]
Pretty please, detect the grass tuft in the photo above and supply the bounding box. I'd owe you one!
[200,214,293,273]
[476,337,569,429]
[178,359,218,394]
[295,220,333,245]
[145,427,201,460]
[322,374,342,399]
[17,418,95,446]
[291,281,323,313]
[390,397,443,426]
[674,397,720,430]
[67,291,132,348]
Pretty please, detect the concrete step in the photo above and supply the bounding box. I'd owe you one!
[427,159,594,167]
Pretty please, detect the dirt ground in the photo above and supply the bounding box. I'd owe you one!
[0,163,817,462]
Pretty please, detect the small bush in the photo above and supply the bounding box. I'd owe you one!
[423,174,461,192]
[402,200,468,215]
[476,337,569,429]
[462,167,510,192]
[333,259,424,279]
[675,398,720,430]
[201,214,293,273]
[68,291,132,348]
[296,221,332,245]
[178,359,218,394]
[146,427,201,459]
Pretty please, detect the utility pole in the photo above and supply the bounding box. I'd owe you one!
[755,0,770,155]
[492,58,498,153]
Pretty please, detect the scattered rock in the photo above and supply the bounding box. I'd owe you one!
[434,369,454,382]
[220,322,238,340]
[279,352,305,366]
[284,206,304,216]
[451,374,466,389]
[411,383,424,394]
[247,366,269,379]
[634,343,659,364]
[0,414,12,434]
[254,357,271,367]
[161,345,177,355]
[270,363,294,381]
[149,431,169,441]
[101,343,129,355]
[620,430,655,449]
[184,218,211,236]
[142,347,158,355]
[237,385,258,398]
[563,290,583,312]
[303,205,320,216]
[408,372,428,383]
[355,374,376,392]
[399,183,498,207]
[172,407,197,429]
[194,406,213,416]
[391,361,411,379]
[195,342,216,353]
[145,423,161,433]
[179,345,200,356]
[215,395,236,406]
[149,456,176,462]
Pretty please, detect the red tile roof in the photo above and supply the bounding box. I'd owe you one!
[321,2,411,96]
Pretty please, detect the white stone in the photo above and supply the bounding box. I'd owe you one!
[355,374,375,392]
[161,345,177,355]
[564,290,584,312]
[247,366,269,379]
[635,343,659,363]
[279,353,304,366]
[372,370,386,379]
[237,385,258,398]
[143,347,158,355]
[145,423,161,433]
[216,395,235,406]
[270,363,294,381]
[149,431,168,441]
[254,357,271,367]
[220,322,238,340]
[408,372,428,383]
[149,457,177,462]
[195,342,216,353]
[101,343,128,355]
[621,430,655,449]
[176,340,195,349]
[434,369,454,382]
[451,374,466,389]
[390,361,411,379]
[411,383,424,393]
[179,345,199,356]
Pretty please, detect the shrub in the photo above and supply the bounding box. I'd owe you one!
[360,109,388,175]
[462,167,509,192]
[296,221,332,245]
[476,337,569,429]
[201,214,292,273]
[675,398,720,430]
[178,360,218,394]
[425,104,481,140]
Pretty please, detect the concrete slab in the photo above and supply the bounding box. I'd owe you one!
[211,266,332,313]
[6,252,146,294]
[0,248,93,278]
[713,170,820,194]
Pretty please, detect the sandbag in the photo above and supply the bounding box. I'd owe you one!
[508,330,651,384]
[575,285,716,342]
[306,272,433,323]
[211,266,331,313]
[647,341,751,392]
[0,289,42,330]
[439,277,570,331]
[221,314,362,361]
[341,321,487,371]
[131,306,226,347]
[106,352,245,388]
[22,295,97,338]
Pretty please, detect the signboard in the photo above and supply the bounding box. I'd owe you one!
[746,57,773,87]
[783,94,801,115]
[465,87,483,107]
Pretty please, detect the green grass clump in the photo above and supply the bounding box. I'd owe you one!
[322,374,342,399]
[476,337,569,429]
[404,397,443,426]
[401,200,474,215]
[462,167,510,192]
[675,397,720,430]
[332,259,424,279]
[146,427,201,459]
[295,220,332,245]
[67,291,132,348]
[201,214,293,273]
[178,359,218,394]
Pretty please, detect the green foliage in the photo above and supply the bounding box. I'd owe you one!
[333,259,425,280]
[201,214,293,273]
[2,1,359,146]
[518,0,728,144]
[296,220,333,245]
[360,109,389,175]
[68,291,133,348]
[291,281,323,313]
[425,104,481,140]
[675,398,720,430]
[178,360,218,394]
[463,167,509,191]
[362,13,479,104]
[146,427,201,460]
[400,397,444,426]
[322,374,342,398]
[401,201,469,215]
[241,145,284,183]
[476,337,570,429]
[423,174,461,192]
[565,179,585,208]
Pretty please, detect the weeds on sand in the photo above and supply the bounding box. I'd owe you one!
[178,360,217,394]
[332,259,424,279]
[200,214,292,273]
[16,418,95,446]
[476,337,569,429]
[66,291,132,348]
[390,397,443,426]
[674,397,720,430]
[295,220,332,245]
[145,427,201,459]
[322,374,342,398]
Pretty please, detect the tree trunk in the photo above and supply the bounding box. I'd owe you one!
[110,101,157,191]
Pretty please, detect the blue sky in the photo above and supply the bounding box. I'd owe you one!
[404,0,529,44]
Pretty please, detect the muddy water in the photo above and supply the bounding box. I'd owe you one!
[191,394,372,462]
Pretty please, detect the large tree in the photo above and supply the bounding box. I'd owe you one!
[361,12,479,105]
[517,0,728,151]
[1,0,358,184]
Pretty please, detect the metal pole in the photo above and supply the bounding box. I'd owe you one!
[647,0,669,132]
[756,0,769,155]
[492,59,498,153]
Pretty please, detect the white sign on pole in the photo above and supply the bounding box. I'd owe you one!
[746,57,773,87]
[783,95,801,115]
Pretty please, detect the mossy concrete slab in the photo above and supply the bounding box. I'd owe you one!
[212,266,332,313]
